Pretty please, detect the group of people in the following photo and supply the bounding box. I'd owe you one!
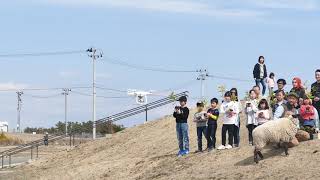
[173,56,320,157]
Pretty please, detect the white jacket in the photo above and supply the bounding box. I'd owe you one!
[245,99,258,125]
[220,101,240,125]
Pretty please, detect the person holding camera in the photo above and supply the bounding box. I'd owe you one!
[218,91,239,150]
[206,98,220,151]
[300,97,317,139]
[173,96,190,157]
[245,90,258,146]
[193,101,208,153]
[256,99,271,126]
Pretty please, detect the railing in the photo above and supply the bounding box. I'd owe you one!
[0,91,188,168]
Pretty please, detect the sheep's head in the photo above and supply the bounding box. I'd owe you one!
[287,114,300,126]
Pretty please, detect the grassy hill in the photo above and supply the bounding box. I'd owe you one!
[5,111,320,180]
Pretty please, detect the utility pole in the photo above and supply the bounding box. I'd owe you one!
[62,88,71,136]
[16,91,23,133]
[196,69,209,101]
[87,47,103,140]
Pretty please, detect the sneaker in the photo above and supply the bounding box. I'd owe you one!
[225,144,233,149]
[217,145,226,150]
[184,149,190,155]
[249,142,253,146]
[177,150,183,157]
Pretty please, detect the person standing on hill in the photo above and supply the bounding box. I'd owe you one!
[311,69,320,119]
[273,90,288,119]
[267,72,276,97]
[230,88,242,147]
[253,85,262,101]
[253,56,268,96]
[290,77,306,104]
[274,79,287,95]
[206,98,219,151]
[256,99,271,126]
[218,91,239,150]
[193,101,208,153]
[173,96,190,157]
[44,132,49,146]
[245,90,258,146]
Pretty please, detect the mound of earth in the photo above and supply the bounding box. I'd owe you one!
[5,111,320,180]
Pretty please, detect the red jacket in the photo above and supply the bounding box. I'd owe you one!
[300,105,315,120]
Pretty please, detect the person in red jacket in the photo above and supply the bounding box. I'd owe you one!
[300,97,316,139]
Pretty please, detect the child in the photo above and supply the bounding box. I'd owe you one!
[218,91,239,150]
[193,101,208,153]
[173,96,190,156]
[256,99,271,126]
[206,98,219,151]
[300,97,316,139]
[273,90,287,119]
[267,73,275,97]
[245,90,258,146]
[230,88,242,147]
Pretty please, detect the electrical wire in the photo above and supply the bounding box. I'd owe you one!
[208,75,252,83]
[0,86,91,92]
[95,86,128,93]
[71,90,130,99]
[23,94,62,99]
[0,50,86,58]
[103,56,197,73]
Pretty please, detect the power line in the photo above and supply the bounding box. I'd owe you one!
[71,90,130,99]
[95,86,128,93]
[208,75,252,83]
[0,86,91,92]
[154,79,198,93]
[103,56,197,73]
[0,50,86,58]
[23,94,62,99]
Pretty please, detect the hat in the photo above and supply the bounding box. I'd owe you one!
[287,92,299,99]
[177,96,187,102]
[196,101,204,107]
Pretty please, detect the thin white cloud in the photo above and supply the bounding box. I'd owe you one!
[247,0,318,11]
[38,0,262,19]
[0,82,28,90]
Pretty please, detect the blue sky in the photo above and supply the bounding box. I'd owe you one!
[0,0,319,131]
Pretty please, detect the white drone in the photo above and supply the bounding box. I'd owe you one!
[127,89,153,105]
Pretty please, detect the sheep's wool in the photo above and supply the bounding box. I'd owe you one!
[253,117,299,150]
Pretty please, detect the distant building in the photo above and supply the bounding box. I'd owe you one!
[0,122,9,132]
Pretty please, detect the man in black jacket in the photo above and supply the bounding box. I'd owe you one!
[253,56,267,96]
[311,69,320,118]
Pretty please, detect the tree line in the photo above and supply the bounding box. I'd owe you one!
[24,121,125,135]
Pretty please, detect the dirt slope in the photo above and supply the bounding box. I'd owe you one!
[5,111,320,180]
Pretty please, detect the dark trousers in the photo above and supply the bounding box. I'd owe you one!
[222,124,234,146]
[247,124,257,143]
[207,122,217,149]
[197,126,207,151]
[233,122,240,146]
[44,140,48,146]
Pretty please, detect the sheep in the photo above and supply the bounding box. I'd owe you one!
[252,115,299,163]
